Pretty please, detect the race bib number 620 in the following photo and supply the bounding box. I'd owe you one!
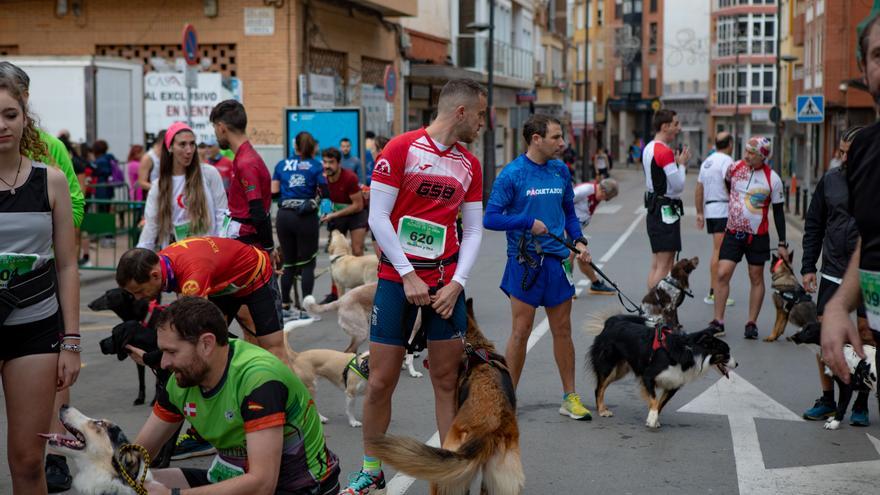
[398,216,447,260]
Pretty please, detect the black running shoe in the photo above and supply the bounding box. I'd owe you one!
[319,293,338,305]
[46,454,72,493]
[744,322,759,340]
[709,319,726,337]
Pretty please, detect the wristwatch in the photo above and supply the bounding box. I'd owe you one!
[171,489,181,495]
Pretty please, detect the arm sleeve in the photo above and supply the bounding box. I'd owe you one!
[368,182,413,277]
[240,380,288,433]
[451,201,483,288]
[572,183,594,204]
[136,183,159,250]
[248,199,274,251]
[655,145,685,195]
[802,177,827,275]
[205,167,228,236]
[773,202,786,244]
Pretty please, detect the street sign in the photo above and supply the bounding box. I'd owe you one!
[383,65,397,103]
[182,24,199,66]
[796,94,824,123]
[769,106,781,123]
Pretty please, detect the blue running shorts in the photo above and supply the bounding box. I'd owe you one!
[370,278,466,346]
[500,255,575,308]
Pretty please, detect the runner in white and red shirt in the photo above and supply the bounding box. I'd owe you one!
[340,79,486,495]
[570,178,619,295]
[711,136,789,339]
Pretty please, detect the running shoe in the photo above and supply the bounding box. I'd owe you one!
[803,397,837,420]
[171,431,216,460]
[703,294,734,306]
[559,393,592,421]
[319,293,338,305]
[339,470,386,494]
[851,410,870,427]
[744,322,759,340]
[589,280,616,295]
[45,454,72,493]
[709,319,726,337]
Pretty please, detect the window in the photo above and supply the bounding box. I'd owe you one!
[576,3,584,30]
[717,14,776,57]
[649,23,658,53]
[615,0,622,19]
[715,63,774,106]
[650,0,657,13]
[597,0,604,26]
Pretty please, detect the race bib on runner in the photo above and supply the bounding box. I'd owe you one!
[397,216,446,260]
[207,454,246,483]
[562,258,574,286]
[173,223,191,242]
[0,253,40,289]
[660,205,680,225]
[860,269,880,330]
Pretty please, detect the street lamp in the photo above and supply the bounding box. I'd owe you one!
[465,0,496,204]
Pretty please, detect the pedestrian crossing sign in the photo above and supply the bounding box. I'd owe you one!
[796,95,824,123]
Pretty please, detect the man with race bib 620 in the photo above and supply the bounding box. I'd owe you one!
[340,78,485,495]
[710,137,788,339]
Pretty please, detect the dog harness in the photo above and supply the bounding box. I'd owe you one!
[775,286,813,313]
[342,355,370,387]
[652,324,674,353]
[659,275,694,299]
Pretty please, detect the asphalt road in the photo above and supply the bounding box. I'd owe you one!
[2,166,878,494]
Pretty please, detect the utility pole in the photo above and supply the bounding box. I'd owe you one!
[582,0,591,182]
[733,26,741,157]
[483,0,496,203]
[772,1,782,174]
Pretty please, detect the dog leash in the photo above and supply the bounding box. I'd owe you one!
[113,443,151,495]
[545,232,644,316]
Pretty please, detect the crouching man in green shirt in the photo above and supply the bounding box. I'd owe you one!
[135,297,340,495]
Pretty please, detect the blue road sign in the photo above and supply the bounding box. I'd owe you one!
[796,94,824,123]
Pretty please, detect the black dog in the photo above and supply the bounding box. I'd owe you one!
[791,322,877,429]
[587,314,737,428]
[90,289,161,405]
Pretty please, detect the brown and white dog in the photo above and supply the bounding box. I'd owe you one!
[641,256,699,329]
[301,281,423,378]
[327,230,378,295]
[41,405,151,495]
[367,299,524,495]
[281,323,370,427]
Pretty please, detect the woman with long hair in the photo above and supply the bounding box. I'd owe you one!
[0,67,80,494]
[137,122,227,250]
[271,131,328,317]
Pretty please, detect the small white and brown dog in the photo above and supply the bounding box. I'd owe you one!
[41,405,151,495]
[300,281,423,378]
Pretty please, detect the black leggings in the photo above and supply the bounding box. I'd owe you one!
[276,208,320,305]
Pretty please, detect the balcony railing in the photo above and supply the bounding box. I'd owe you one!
[456,35,534,82]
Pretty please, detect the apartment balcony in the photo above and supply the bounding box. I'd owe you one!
[348,0,416,16]
[456,35,535,85]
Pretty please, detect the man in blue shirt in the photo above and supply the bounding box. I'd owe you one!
[340,137,362,183]
[484,114,593,420]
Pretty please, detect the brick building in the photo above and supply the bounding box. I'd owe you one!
[0,0,415,162]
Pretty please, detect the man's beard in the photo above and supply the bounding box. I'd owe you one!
[173,358,209,388]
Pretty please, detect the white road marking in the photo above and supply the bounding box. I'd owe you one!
[387,211,644,495]
[679,372,880,494]
[595,204,622,214]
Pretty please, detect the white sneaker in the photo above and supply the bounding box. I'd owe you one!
[703,294,715,305]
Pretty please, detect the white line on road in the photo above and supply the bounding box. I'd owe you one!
[595,204,622,214]
[387,211,645,495]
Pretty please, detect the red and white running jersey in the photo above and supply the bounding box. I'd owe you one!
[725,160,784,235]
[371,128,483,284]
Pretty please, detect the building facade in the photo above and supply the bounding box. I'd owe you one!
[660,0,711,164]
[0,0,415,163]
[605,0,665,166]
[709,0,779,158]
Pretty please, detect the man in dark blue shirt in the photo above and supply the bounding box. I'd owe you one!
[484,114,593,421]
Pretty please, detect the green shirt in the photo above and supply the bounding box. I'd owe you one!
[155,340,332,486]
[36,130,84,228]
